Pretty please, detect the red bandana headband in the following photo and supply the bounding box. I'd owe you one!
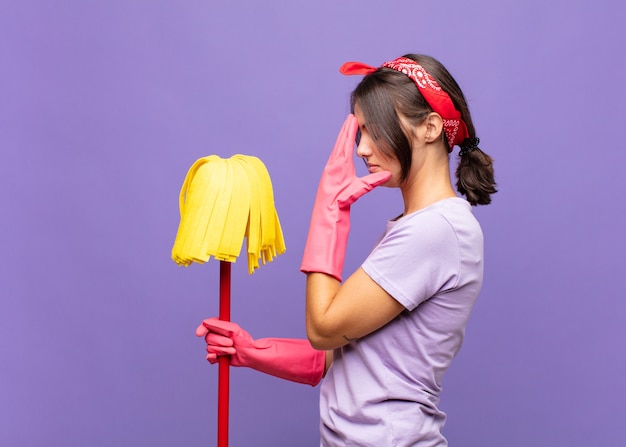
[340,57,469,152]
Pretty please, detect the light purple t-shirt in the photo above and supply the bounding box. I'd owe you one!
[319,197,484,447]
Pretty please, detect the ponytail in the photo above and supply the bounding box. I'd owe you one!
[455,145,497,206]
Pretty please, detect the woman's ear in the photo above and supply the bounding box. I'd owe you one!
[423,112,444,143]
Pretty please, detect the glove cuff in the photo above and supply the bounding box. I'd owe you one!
[245,338,326,386]
[300,212,349,282]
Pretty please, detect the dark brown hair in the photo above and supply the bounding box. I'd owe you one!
[350,54,497,205]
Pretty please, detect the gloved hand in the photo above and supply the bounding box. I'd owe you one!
[195,318,326,386]
[300,114,391,281]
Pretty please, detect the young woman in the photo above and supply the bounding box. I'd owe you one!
[197,54,496,446]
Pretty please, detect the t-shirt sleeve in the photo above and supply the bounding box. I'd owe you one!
[361,211,461,311]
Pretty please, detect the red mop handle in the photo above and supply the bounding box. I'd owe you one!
[218,261,231,447]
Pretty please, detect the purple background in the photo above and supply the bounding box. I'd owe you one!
[2,1,625,446]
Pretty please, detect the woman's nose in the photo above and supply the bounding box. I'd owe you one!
[356,141,371,159]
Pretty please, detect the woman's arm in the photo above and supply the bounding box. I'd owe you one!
[306,268,404,350]
[302,115,398,350]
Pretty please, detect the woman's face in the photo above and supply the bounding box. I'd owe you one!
[353,105,403,187]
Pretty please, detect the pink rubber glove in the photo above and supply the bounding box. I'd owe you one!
[300,114,391,281]
[195,318,326,386]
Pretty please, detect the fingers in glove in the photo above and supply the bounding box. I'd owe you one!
[195,322,209,337]
[336,170,392,208]
[205,332,234,348]
[329,114,358,166]
[200,317,238,338]
[207,345,236,356]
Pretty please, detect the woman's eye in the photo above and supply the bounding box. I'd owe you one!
[355,129,362,146]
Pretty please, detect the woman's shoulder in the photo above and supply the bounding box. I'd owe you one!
[395,197,475,226]
[389,197,482,244]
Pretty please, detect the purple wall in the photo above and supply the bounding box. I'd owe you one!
[2,1,625,446]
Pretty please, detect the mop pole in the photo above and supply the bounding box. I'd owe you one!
[218,260,231,447]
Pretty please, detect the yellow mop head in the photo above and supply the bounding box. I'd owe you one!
[171,154,286,274]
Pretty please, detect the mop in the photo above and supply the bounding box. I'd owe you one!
[171,154,286,447]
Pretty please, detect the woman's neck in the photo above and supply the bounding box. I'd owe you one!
[400,151,457,216]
